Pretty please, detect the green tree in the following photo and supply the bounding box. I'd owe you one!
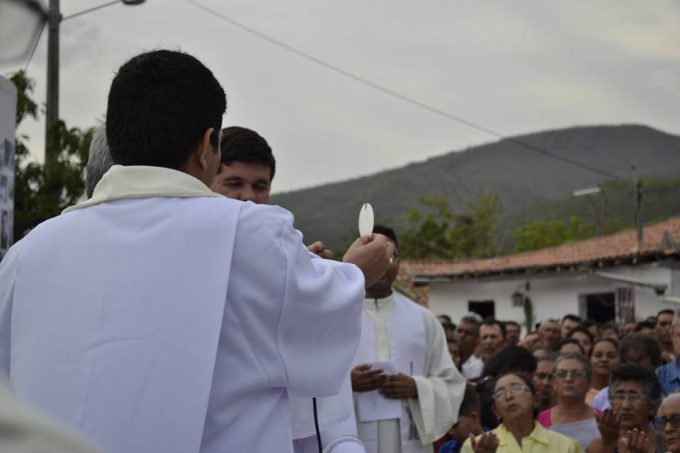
[11,71,93,238]
[512,216,596,253]
[399,194,502,259]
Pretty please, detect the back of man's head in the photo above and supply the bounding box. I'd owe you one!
[219,126,275,179]
[373,224,399,250]
[620,332,662,368]
[106,50,226,169]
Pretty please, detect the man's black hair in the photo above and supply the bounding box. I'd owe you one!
[459,386,481,416]
[620,332,662,367]
[505,320,520,328]
[481,318,506,338]
[482,346,537,379]
[219,126,276,179]
[562,314,582,324]
[373,224,398,251]
[658,309,675,318]
[107,50,226,169]
[634,320,656,332]
[557,338,585,355]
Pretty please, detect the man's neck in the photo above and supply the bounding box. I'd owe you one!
[365,288,393,299]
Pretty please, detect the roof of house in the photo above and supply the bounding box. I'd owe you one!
[404,217,680,281]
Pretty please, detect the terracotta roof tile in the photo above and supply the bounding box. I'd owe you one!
[404,217,680,279]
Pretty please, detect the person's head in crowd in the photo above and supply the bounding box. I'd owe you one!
[446,386,483,442]
[608,364,662,431]
[107,50,226,186]
[623,320,637,336]
[539,319,562,351]
[533,356,555,412]
[561,314,581,339]
[579,319,599,340]
[552,352,592,406]
[620,332,662,369]
[85,125,113,198]
[634,320,656,336]
[504,321,521,347]
[210,126,275,203]
[442,322,457,342]
[520,331,541,351]
[590,338,620,392]
[480,319,506,363]
[599,322,619,340]
[491,372,538,426]
[456,314,481,362]
[438,314,452,325]
[447,339,462,370]
[530,344,550,361]
[657,309,675,349]
[659,393,680,453]
[364,225,399,298]
[557,338,585,355]
[568,326,594,356]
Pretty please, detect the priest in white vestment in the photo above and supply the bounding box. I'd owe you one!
[351,225,466,453]
[0,50,393,453]
[210,126,365,452]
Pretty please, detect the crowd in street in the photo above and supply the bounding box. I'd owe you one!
[434,310,680,453]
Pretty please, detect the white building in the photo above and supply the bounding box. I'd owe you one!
[403,218,680,331]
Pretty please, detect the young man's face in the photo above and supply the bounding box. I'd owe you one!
[210,162,272,204]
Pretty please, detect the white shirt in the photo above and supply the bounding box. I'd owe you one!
[462,354,484,380]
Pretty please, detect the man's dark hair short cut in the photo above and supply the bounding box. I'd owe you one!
[107,50,226,169]
[562,314,582,324]
[505,320,520,328]
[219,126,276,179]
[634,320,656,332]
[658,309,675,317]
[619,332,662,367]
[481,318,506,338]
[373,224,398,251]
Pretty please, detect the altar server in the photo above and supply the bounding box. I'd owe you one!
[351,225,466,453]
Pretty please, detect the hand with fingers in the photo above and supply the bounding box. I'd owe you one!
[469,432,499,453]
[380,373,418,400]
[617,428,650,453]
[596,409,620,449]
[307,241,334,259]
[351,364,386,392]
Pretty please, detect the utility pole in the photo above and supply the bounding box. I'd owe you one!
[45,0,60,165]
[632,164,643,250]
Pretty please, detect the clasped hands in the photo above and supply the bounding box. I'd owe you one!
[351,364,418,400]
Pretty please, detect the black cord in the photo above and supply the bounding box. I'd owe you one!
[312,397,323,452]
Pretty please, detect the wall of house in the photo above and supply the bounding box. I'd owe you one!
[424,263,676,332]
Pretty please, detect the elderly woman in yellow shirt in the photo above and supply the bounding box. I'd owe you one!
[462,372,582,453]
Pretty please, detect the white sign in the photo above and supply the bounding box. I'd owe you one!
[0,76,17,259]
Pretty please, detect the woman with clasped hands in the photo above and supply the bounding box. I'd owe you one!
[462,372,582,453]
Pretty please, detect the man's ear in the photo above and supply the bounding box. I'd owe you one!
[196,127,216,171]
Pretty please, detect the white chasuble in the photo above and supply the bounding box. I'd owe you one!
[0,165,366,453]
[352,293,466,453]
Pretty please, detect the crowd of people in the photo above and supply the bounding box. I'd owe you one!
[435,309,680,453]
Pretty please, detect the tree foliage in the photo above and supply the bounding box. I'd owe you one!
[512,216,597,253]
[399,194,502,259]
[10,70,93,238]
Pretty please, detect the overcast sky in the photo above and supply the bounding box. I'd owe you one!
[1,0,679,193]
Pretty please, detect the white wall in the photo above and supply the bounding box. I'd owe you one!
[425,263,675,330]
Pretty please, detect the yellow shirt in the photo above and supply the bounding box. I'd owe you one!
[461,422,582,453]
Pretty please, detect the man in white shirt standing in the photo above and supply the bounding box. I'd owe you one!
[210,125,364,452]
[0,50,392,453]
[457,315,484,379]
[350,225,466,453]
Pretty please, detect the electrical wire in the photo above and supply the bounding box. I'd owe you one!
[61,0,121,21]
[24,18,46,72]
[181,0,621,180]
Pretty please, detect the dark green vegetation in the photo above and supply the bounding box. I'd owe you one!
[271,125,680,256]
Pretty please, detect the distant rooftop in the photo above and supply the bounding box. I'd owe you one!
[404,217,680,281]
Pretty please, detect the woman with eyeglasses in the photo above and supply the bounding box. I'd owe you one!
[462,372,580,453]
[536,353,599,450]
[587,338,620,406]
[588,364,662,453]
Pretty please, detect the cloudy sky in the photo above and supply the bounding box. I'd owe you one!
[1,0,679,192]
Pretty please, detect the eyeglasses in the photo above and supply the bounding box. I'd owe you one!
[553,369,587,380]
[660,414,680,429]
[610,392,646,403]
[493,383,529,400]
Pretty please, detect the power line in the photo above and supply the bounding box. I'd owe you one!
[24,19,46,72]
[62,0,121,21]
[181,0,621,180]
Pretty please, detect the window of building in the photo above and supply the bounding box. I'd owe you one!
[468,300,495,320]
[578,292,616,323]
